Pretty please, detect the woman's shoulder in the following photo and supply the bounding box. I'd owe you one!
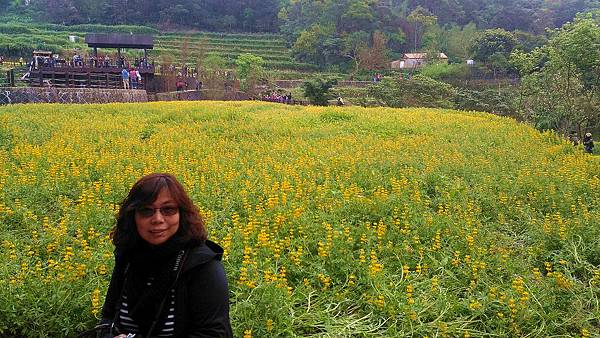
[183,239,224,272]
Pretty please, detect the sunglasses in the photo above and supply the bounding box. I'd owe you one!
[135,206,179,218]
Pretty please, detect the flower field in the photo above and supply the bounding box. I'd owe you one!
[0,101,599,337]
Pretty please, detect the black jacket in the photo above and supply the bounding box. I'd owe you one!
[100,240,233,338]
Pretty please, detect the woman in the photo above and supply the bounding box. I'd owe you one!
[98,173,232,337]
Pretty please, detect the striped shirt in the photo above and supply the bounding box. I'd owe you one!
[119,279,176,337]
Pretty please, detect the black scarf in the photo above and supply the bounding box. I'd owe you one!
[124,236,187,337]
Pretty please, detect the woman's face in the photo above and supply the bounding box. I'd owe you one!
[135,188,180,245]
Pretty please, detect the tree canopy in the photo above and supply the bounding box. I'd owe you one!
[511,11,600,134]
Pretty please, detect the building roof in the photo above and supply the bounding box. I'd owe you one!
[32,50,53,56]
[403,52,448,59]
[85,33,154,50]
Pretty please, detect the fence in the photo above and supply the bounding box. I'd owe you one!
[0,87,148,105]
[0,70,15,87]
[27,69,138,89]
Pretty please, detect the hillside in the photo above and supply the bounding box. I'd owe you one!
[0,102,598,337]
[0,22,323,79]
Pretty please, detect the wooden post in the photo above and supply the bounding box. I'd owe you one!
[8,69,15,87]
[87,72,91,88]
[106,73,109,88]
[38,70,43,87]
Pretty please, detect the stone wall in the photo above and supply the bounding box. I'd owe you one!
[154,89,249,102]
[0,87,148,104]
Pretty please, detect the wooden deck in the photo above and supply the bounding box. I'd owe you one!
[25,65,155,89]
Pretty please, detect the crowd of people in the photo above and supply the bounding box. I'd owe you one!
[261,91,294,104]
[25,52,152,71]
[120,67,144,89]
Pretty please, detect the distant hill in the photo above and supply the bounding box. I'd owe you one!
[2,0,598,35]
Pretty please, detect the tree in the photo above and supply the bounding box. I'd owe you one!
[292,24,329,64]
[368,75,455,108]
[471,28,517,78]
[443,23,478,62]
[407,6,437,51]
[302,78,338,106]
[235,53,265,93]
[292,24,342,67]
[358,30,389,71]
[511,12,600,135]
[341,31,369,74]
[340,0,376,33]
[203,54,228,92]
[471,29,517,62]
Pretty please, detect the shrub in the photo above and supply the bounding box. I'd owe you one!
[368,75,456,108]
[453,88,518,117]
[302,78,338,106]
[419,63,470,80]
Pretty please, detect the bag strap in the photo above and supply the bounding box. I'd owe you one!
[146,249,188,337]
[109,263,131,336]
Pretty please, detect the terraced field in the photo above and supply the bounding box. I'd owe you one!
[0,23,318,77]
[154,33,317,72]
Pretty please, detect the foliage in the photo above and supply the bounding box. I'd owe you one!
[368,75,455,108]
[418,63,470,81]
[470,29,517,63]
[407,6,438,51]
[439,23,478,62]
[0,102,599,337]
[453,88,518,117]
[235,53,265,93]
[470,29,518,77]
[357,31,389,71]
[301,77,338,106]
[511,12,600,135]
[2,0,280,32]
[2,0,598,35]
[292,24,343,68]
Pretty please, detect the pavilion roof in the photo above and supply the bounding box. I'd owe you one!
[85,33,154,50]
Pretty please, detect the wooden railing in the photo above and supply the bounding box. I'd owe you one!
[26,68,148,89]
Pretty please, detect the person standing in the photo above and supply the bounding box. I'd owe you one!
[121,68,130,89]
[583,133,594,154]
[130,68,138,89]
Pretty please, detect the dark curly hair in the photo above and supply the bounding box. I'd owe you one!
[111,173,207,249]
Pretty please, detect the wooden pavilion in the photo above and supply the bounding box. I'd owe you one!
[24,33,155,89]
